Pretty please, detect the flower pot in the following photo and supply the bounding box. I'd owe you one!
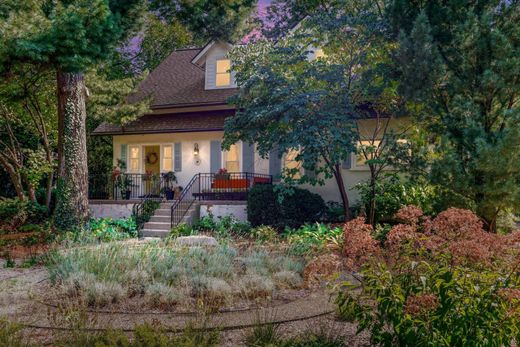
[124,190,131,200]
[215,174,230,180]
[165,190,174,200]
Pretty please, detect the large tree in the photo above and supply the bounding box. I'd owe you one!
[224,0,403,221]
[0,0,146,229]
[391,1,520,231]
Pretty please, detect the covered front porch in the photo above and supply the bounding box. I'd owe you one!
[88,171,272,202]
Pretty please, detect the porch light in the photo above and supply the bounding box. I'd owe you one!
[193,143,199,156]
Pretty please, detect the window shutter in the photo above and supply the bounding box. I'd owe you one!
[174,142,182,172]
[242,142,255,173]
[120,144,127,172]
[342,153,352,169]
[269,146,282,181]
[210,140,222,174]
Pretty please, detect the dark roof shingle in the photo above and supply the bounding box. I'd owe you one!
[128,48,238,108]
[92,110,232,135]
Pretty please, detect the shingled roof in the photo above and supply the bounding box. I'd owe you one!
[92,110,232,136]
[128,48,238,108]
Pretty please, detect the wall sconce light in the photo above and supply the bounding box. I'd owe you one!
[193,143,199,156]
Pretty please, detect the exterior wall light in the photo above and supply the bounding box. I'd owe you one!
[193,143,199,156]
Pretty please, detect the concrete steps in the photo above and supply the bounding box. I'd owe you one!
[141,202,199,238]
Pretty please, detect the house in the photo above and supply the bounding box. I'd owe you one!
[90,40,404,236]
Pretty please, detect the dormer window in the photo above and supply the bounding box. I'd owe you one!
[216,59,231,87]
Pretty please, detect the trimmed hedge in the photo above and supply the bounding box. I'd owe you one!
[247,184,326,228]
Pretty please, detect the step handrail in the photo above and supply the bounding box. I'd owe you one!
[170,173,200,228]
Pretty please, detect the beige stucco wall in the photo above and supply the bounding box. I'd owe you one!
[112,118,409,205]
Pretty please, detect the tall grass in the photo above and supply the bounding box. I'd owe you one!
[47,243,304,309]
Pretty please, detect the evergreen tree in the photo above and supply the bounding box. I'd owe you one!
[0,0,146,229]
[391,1,520,230]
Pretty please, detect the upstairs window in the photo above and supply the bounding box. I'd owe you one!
[216,59,231,87]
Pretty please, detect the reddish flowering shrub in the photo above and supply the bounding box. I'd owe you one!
[384,224,420,253]
[430,208,484,241]
[447,240,492,265]
[343,218,380,269]
[404,293,439,316]
[395,205,424,225]
[303,253,343,288]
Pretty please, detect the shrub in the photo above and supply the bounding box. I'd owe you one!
[0,198,47,230]
[355,175,438,223]
[336,257,520,346]
[342,218,380,269]
[247,184,279,226]
[60,217,137,244]
[303,253,343,288]
[247,184,327,227]
[193,215,251,238]
[170,223,195,238]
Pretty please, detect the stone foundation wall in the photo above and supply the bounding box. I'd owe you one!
[89,201,135,219]
[199,201,247,222]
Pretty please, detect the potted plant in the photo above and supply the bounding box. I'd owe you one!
[161,171,177,200]
[115,174,134,199]
[215,168,230,180]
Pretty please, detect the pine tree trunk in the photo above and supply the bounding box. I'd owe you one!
[54,70,89,229]
[333,163,352,221]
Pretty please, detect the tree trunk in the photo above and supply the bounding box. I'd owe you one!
[332,163,352,221]
[54,70,89,229]
[368,171,377,226]
[0,158,26,201]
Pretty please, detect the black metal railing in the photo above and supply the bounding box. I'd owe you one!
[170,172,272,227]
[89,173,176,200]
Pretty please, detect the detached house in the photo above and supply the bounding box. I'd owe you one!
[91,40,399,236]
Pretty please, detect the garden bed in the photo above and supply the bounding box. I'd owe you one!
[44,241,309,313]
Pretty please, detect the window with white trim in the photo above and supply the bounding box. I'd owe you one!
[129,145,140,172]
[215,59,231,87]
[162,145,173,172]
[224,143,240,172]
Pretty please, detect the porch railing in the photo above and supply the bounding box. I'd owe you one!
[170,172,272,227]
[88,173,169,200]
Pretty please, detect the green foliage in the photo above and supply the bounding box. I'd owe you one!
[284,223,343,256]
[150,0,257,41]
[247,184,327,228]
[355,174,438,223]
[170,223,195,238]
[0,198,47,230]
[134,200,160,228]
[336,257,520,346]
[391,1,520,229]
[193,215,252,239]
[250,225,278,243]
[60,217,137,244]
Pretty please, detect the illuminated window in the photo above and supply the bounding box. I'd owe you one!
[162,145,173,171]
[284,149,302,179]
[216,59,231,87]
[356,140,381,167]
[129,145,140,172]
[225,144,240,172]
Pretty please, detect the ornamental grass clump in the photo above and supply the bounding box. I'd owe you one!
[47,243,304,310]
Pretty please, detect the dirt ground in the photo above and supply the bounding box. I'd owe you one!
[0,260,370,346]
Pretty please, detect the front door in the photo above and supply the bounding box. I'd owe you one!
[144,145,160,196]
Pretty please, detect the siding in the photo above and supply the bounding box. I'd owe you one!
[205,42,237,90]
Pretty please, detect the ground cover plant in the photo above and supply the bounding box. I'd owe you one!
[58,217,137,245]
[336,206,520,346]
[46,242,305,311]
[284,223,343,256]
